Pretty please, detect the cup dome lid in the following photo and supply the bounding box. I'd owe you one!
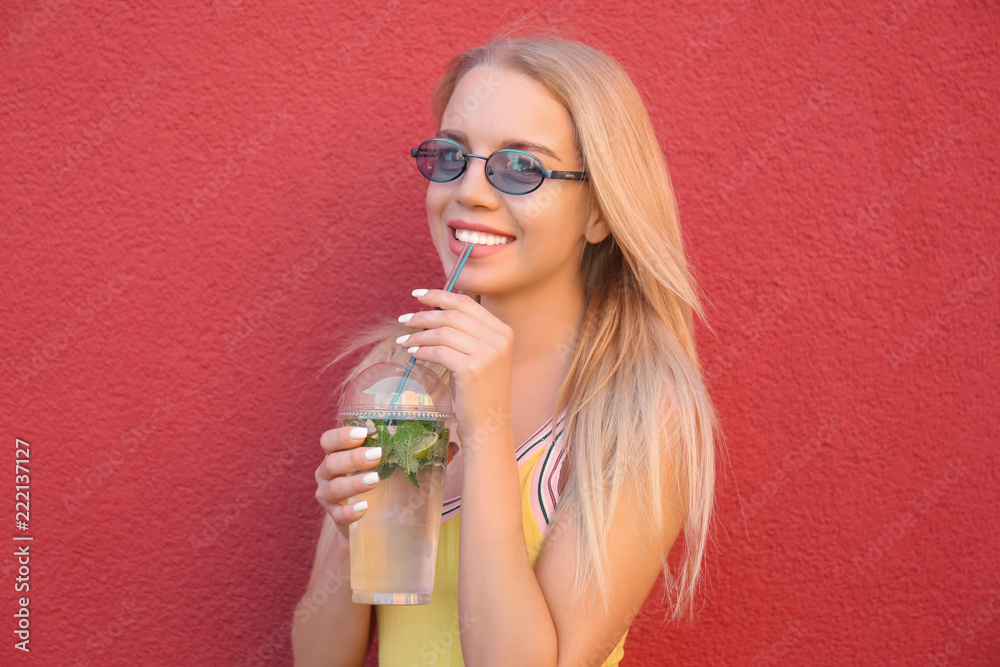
[338,362,453,421]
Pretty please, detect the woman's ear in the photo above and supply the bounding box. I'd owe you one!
[585,210,611,244]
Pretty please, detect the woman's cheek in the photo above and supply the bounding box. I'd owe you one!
[427,184,454,219]
[425,187,451,262]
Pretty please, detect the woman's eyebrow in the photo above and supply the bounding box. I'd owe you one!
[499,139,560,162]
[435,128,468,147]
[436,129,562,162]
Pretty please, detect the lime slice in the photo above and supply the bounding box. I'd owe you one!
[412,433,439,460]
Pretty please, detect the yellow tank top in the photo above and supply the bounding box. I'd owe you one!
[375,416,628,665]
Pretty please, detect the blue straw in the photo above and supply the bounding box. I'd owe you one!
[389,242,474,407]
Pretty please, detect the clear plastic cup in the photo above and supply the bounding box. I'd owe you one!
[339,362,453,605]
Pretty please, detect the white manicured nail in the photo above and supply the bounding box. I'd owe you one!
[353,501,368,513]
[350,427,368,440]
[362,472,379,486]
[364,447,382,461]
[398,313,413,323]
[407,346,420,354]
[411,289,429,297]
[395,334,410,345]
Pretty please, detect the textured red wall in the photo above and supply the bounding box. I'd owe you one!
[2,1,997,665]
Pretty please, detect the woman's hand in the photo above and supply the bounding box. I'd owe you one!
[397,289,514,445]
[315,426,383,540]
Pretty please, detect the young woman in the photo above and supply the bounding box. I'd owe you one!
[293,36,718,666]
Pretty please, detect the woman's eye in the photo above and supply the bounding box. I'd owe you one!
[443,152,464,165]
[507,156,539,173]
[509,160,540,179]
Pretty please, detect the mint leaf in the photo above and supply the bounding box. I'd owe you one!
[346,417,448,488]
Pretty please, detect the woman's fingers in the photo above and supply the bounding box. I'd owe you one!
[327,498,371,526]
[315,469,381,511]
[319,425,370,454]
[398,325,484,357]
[399,304,511,354]
[399,308,498,346]
[397,288,514,384]
[315,425,382,527]
[405,290,513,338]
[314,443,382,483]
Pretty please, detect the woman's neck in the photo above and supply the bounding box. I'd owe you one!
[479,272,585,370]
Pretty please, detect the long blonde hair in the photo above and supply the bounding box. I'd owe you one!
[332,36,718,621]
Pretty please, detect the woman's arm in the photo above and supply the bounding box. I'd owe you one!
[402,290,685,666]
[293,425,384,666]
[292,515,373,667]
[458,414,683,666]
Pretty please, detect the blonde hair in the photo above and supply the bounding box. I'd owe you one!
[331,36,718,621]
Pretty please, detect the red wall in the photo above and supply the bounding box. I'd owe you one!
[2,1,997,665]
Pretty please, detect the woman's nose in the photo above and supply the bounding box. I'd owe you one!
[453,157,501,210]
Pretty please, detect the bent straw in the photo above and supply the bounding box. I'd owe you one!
[389,242,474,407]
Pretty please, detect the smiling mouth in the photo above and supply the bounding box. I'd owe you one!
[453,228,515,246]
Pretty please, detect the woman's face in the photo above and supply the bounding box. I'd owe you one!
[426,66,608,299]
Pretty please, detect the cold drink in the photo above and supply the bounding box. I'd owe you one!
[338,362,453,605]
[349,461,445,604]
[345,415,449,605]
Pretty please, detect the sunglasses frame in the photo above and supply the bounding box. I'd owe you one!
[410,137,588,195]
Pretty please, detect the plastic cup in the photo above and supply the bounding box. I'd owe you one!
[339,361,454,605]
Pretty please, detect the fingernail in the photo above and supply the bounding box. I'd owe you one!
[350,427,368,440]
[395,334,410,345]
[362,472,379,486]
[411,289,429,297]
[353,501,368,513]
[398,313,413,323]
[364,447,382,461]
[407,346,420,354]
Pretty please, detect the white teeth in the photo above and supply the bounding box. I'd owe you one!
[455,228,514,246]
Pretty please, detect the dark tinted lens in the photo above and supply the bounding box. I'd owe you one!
[415,140,466,182]
[488,151,543,194]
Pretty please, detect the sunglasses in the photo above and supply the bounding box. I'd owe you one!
[410,138,588,195]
